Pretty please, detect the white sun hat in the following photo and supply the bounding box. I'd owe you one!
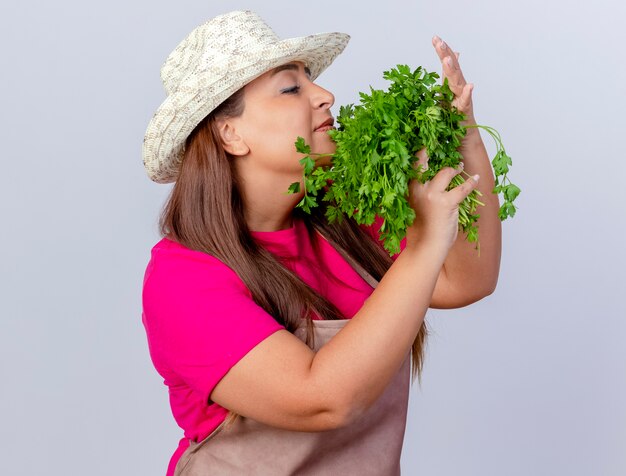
[142,10,350,184]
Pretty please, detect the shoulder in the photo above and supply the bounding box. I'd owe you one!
[142,237,255,324]
[141,236,282,345]
[143,237,248,295]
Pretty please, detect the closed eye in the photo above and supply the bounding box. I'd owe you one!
[280,85,300,94]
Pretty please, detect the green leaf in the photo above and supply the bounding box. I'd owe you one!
[287,182,300,194]
[295,136,311,155]
[304,195,317,210]
[299,156,315,175]
[504,184,521,202]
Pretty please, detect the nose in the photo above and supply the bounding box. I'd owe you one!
[311,83,335,111]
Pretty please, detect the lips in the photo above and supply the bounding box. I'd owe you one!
[314,117,335,132]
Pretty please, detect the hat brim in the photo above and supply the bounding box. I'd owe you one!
[143,31,350,184]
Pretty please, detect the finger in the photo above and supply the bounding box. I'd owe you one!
[442,54,467,92]
[413,148,429,174]
[448,174,480,203]
[432,35,451,63]
[432,36,463,74]
[429,162,464,190]
[454,82,474,111]
[432,38,467,95]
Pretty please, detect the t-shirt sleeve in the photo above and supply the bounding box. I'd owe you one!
[359,215,407,261]
[142,242,286,404]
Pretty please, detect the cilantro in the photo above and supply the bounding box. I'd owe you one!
[287,64,520,255]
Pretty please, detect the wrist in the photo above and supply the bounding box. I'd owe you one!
[402,234,450,266]
[462,125,484,150]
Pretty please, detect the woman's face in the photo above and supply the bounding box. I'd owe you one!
[225,61,337,182]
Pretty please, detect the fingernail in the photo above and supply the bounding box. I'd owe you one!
[440,40,447,50]
[433,35,440,43]
[473,174,480,182]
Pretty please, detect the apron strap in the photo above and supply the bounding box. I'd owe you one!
[314,228,379,289]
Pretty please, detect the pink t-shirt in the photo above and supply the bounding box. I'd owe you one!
[141,216,401,475]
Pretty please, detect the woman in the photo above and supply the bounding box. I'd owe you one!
[142,10,501,476]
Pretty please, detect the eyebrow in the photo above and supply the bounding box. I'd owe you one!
[270,63,312,79]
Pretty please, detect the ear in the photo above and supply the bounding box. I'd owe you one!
[215,117,249,157]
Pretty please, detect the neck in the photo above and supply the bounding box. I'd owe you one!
[245,207,295,232]
[236,168,302,232]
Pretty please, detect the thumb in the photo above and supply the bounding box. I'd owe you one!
[414,148,429,175]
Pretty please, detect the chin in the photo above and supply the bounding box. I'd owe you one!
[315,155,333,168]
[314,135,337,158]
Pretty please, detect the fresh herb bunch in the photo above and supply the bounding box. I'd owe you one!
[287,64,520,255]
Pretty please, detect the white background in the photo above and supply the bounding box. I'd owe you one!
[1,0,624,474]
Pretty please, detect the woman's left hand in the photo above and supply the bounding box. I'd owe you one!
[431,36,476,129]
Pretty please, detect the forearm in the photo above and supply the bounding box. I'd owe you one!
[310,241,447,423]
[440,121,502,304]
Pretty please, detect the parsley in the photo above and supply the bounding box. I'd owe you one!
[288,64,520,255]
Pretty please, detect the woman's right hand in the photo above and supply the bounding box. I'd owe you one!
[405,149,479,253]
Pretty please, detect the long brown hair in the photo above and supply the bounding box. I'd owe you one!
[159,87,429,428]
